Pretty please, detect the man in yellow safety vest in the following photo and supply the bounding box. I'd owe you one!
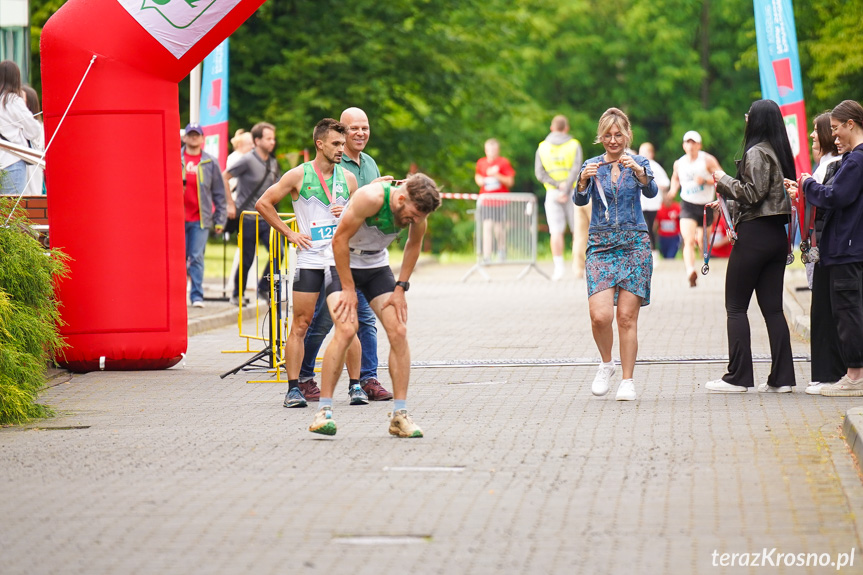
[535,115,587,280]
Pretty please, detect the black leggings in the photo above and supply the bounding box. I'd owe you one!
[723,215,795,387]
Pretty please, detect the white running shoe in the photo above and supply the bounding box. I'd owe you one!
[805,382,828,395]
[592,362,615,396]
[615,379,636,401]
[757,383,792,393]
[705,379,747,393]
[551,268,565,281]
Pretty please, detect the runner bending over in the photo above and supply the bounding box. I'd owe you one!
[309,173,441,437]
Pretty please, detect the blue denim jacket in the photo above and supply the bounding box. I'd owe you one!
[573,154,658,232]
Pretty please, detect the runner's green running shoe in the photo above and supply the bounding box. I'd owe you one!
[388,409,423,438]
[309,407,337,436]
[283,387,307,408]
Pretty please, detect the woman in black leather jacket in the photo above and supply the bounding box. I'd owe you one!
[705,99,796,393]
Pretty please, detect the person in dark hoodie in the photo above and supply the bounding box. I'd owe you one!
[536,115,586,280]
[800,99,863,397]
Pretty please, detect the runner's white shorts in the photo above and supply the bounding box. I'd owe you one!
[545,194,575,235]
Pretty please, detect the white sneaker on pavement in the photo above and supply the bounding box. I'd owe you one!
[551,268,565,281]
[615,379,636,401]
[705,379,747,393]
[805,382,828,395]
[757,383,792,393]
[592,362,615,396]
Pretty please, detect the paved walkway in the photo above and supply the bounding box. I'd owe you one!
[3,258,863,574]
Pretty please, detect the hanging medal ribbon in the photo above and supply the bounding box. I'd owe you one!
[592,160,625,222]
[718,196,736,244]
[593,177,611,221]
[800,195,818,263]
[311,160,334,204]
[701,196,736,275]
[786,204,798,265]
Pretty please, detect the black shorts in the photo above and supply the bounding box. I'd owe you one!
[325,266,395,304]
[292,268,326,293]
[680,199,714,226]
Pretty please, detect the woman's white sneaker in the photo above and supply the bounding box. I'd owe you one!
[757,383,792,393]
[805,382,828,395]
[592,362,616,396]
[615,379,636,401]
[705,379,747,393]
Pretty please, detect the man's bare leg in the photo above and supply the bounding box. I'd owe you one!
[286,291,320,380]
[680,218,699,287]
[369,292,422,437]
[319,291,359,400]
[308,291,359,435]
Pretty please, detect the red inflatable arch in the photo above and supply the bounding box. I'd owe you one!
[41,0,266,371]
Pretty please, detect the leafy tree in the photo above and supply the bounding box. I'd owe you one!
[26,0,857,251]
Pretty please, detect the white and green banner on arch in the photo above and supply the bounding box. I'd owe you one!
[117,0,243,58]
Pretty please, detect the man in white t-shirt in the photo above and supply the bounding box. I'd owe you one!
[666,131,723,287]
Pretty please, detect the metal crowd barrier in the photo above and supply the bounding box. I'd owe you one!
[222,211,298,384]
[462,193,547,281]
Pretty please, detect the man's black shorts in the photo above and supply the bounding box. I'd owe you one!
[680,199,714,226]
[292,268,325,293]
[324,266,395,304]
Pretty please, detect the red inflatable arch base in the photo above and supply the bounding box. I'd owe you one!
[42,0,266,372]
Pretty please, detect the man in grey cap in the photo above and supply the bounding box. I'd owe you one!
[182,122,227,307]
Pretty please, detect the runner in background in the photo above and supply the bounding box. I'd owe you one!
[667,131,723,287]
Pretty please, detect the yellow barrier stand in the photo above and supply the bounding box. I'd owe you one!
[217,212,298,383]
[222,211,296,354]
[246,217,298,383]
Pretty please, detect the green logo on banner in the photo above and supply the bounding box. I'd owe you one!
[140,0,218,29]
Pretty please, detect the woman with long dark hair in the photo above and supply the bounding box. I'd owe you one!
[800,99,863,397]
[0,60,42,194]
[705,99,796,393]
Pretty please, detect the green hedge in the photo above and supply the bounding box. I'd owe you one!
[0,198,68,425]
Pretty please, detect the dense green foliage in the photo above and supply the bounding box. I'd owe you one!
[0,199,67,424]
[27,0,863,251]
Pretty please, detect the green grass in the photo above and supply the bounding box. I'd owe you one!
[202,239,268,280]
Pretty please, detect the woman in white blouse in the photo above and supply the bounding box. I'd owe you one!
[0,60,43,195]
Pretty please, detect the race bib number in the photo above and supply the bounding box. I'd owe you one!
[310,219,337,242]
[682,182,703,198]
[484,176,501,191]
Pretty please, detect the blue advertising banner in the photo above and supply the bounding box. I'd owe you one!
[200,38,229,169]
[753,0,810,175]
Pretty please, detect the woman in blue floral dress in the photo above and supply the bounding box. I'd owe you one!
[574,107,658,401]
